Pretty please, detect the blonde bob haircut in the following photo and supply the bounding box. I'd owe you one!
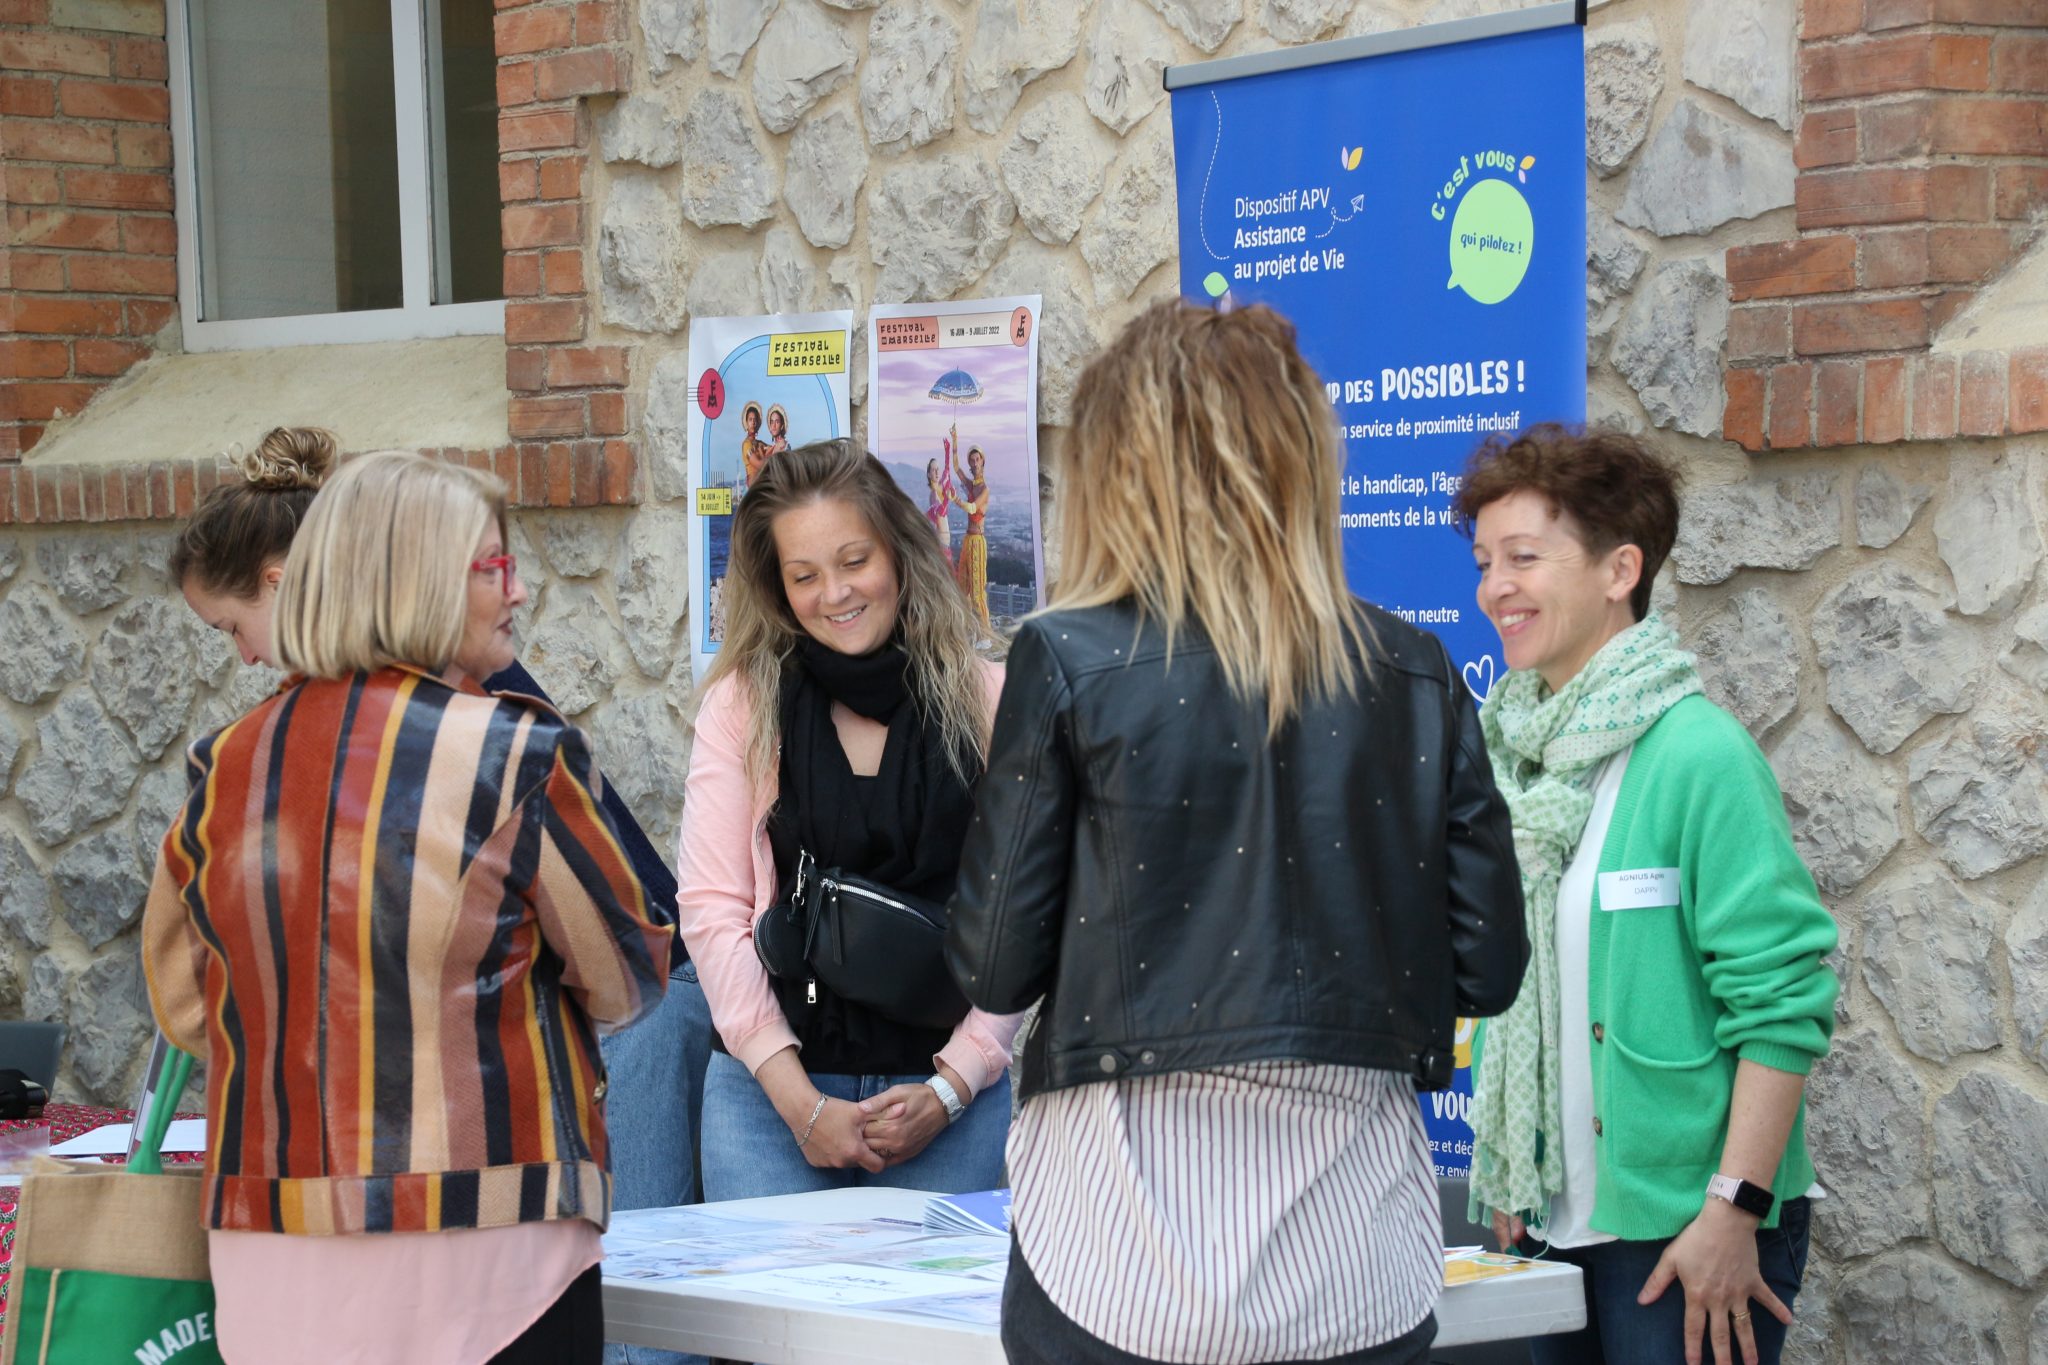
[1056,299,1371,736]
[273,450,507,679]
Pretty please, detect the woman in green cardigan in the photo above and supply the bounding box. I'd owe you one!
[1456,427,1837,1365]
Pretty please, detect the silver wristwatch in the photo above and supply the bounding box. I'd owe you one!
[924,1074,965,1124]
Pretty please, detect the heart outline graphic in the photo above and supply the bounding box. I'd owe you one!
[1461,653,1497,702]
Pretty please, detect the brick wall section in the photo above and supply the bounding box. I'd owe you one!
[1724,0,2048,450]
[495,0,632,458]
[0,440,635,527]
[0,0,173,462]
[0,0,638,521]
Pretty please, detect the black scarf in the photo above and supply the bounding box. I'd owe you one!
[773,637,976,895]
[766,637,979,1067]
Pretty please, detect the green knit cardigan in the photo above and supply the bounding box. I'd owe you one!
[1473,694,1840,1239]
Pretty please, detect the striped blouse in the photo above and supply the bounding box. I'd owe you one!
[1009,1061,1442,1363]
[141,664,673,1236]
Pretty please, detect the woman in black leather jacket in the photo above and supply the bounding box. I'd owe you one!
[946,301,1528,1365]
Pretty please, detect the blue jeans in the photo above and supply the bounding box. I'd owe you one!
[1526,1197,1812,1365]
[600,962,716,1365]
[700,1049,1012,1200]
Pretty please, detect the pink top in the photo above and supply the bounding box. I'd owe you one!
[677,663,1021,1098]
[209,1219,601,1364]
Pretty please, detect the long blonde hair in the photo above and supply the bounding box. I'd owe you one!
[701,438,990,784]
[1056,299,1370,734]
[274,450,504,678]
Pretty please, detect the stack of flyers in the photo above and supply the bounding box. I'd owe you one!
[922,1188,1012,1237]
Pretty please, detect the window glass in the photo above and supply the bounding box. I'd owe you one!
[189,0,402,320]
[430,0,504,305]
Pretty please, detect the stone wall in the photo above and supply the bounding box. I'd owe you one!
[0,0,2041,1357]
[0,524,270,1103]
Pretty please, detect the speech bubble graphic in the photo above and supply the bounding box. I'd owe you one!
[1454,1015,1477,1070]
[1446,178,1534,305]
[1202,271,1229,298]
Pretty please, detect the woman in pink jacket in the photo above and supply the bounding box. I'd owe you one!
[679,438,1019,1195]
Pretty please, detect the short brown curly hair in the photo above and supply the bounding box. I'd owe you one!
[1451,425,1681,621]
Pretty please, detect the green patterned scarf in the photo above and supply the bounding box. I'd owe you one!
[1467,612,1703,1223]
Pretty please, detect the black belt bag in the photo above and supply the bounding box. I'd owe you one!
[754,849,971,1031]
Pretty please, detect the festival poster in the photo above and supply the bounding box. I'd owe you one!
[1167,8,1586,1178]
[867,296,1045,636]
[684,310,854,678]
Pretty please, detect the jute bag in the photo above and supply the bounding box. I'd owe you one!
[0,1049,219,1365]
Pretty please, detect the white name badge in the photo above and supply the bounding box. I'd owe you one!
[1597,867,1682,911]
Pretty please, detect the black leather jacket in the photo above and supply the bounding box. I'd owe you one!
[946,599,1527,1099]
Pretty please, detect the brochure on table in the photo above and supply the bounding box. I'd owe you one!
[604,1204,1547,1327]
[924,1187,1011,1235]
[603,1206,1010,1326]
[47,1118,207,1157]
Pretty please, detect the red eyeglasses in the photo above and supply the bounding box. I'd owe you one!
[471,554,518,594]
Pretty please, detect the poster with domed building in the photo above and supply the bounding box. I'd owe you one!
[868,296,1045,641]
[683,309,854,678]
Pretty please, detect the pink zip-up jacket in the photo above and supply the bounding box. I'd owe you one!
[676,662,1021,1098]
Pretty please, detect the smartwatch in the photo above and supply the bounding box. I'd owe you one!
[1706,1173,1775,1220]
[924,1074,966,1125]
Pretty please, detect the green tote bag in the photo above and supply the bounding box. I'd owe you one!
[0,1048,220,1365]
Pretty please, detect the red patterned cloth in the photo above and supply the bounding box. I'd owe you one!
[0,1104,204,1335]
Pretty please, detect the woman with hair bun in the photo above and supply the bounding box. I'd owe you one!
[167,427,679,908]
[170,425,335,668]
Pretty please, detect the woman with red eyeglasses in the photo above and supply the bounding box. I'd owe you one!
[145,450,673,1364]
[169,433,718,1351]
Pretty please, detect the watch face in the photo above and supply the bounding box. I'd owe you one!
[1732,1180,1775,1218]
[1710,1174,1774,1218]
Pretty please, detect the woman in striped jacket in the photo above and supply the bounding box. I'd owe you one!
[142,450,673,1365]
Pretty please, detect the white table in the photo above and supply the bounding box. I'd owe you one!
[602,1188,1585,1363]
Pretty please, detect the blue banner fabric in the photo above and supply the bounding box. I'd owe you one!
[1169,16,1587,1178]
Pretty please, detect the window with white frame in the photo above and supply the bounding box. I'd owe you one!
[167,0,504,350]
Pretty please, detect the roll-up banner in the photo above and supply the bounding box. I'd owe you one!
[1167,4,1587,1179]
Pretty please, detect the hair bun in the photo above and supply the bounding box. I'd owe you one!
[235,426,336,491]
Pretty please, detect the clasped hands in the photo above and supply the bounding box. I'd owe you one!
[770,1057,967,1173]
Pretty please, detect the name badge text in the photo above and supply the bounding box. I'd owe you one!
[1597,867,1681,911]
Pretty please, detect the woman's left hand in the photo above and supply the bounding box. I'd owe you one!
[1637,1199,1792,1365]
[858,1071,964,1167]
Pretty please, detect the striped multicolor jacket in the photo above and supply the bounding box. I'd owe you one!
[141,664,672,1236]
